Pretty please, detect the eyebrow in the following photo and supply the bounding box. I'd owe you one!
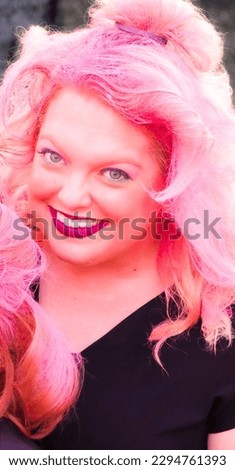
[37,134,145,169]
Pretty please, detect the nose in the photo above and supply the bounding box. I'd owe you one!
[57,172,92,211]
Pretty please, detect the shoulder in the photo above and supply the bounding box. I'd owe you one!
[166,307,235,356]
[158,315,235,397]
[0,419,40,450]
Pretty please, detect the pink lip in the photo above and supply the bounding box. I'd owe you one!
[48,206,110,239]
[49,207,97,221]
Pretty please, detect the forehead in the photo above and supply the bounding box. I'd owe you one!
[38,87,159,160]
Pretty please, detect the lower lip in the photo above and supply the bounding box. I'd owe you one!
[49,207,109,239]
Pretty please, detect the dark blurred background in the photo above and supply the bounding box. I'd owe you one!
[0,0,235,87]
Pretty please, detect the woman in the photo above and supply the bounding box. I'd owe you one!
[1,0,235,450]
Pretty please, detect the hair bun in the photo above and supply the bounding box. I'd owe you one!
[89,0,224,72]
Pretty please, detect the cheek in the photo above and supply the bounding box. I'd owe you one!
[28,166,59,201]
[96,188,159,221]
[138,198,160,223]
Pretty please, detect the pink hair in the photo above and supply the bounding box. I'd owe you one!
[0,200,81,438]
[0,0,235,371]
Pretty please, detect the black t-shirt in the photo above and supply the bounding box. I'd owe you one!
[39,295,235,450]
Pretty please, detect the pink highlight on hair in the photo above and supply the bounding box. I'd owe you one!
[0,201,81,438]
[0,0,235,420]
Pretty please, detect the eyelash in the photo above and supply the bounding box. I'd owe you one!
[101,168,131,182]
[37,149,65,165]
[37,149,132,182]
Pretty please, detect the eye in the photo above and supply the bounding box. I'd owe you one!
[101,168,131,182]
[37,149,65,165]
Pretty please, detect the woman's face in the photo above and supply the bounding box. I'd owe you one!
[28,87,164,268]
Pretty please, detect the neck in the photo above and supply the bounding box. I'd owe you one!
[38,243,166,352]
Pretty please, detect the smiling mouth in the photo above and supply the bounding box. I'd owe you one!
[49,206,110,239]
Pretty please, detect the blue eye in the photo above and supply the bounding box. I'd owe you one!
[38,149,65,165]
[102,168,131,182]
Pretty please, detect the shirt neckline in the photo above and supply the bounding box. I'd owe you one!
[80,293,166,355]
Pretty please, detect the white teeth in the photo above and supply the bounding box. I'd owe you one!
[56,211,99,228]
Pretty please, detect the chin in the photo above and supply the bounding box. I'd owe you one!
[46,243,101,267]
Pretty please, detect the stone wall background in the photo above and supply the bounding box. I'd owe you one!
[0,0,235,87]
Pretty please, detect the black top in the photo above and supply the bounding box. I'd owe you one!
[38,295,235,450]
[0,420,40,450]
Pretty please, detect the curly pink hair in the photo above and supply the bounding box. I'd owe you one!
[0,0,235,413]
[0,199,81,438]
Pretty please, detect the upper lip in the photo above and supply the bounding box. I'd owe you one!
[49,206,102,221]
